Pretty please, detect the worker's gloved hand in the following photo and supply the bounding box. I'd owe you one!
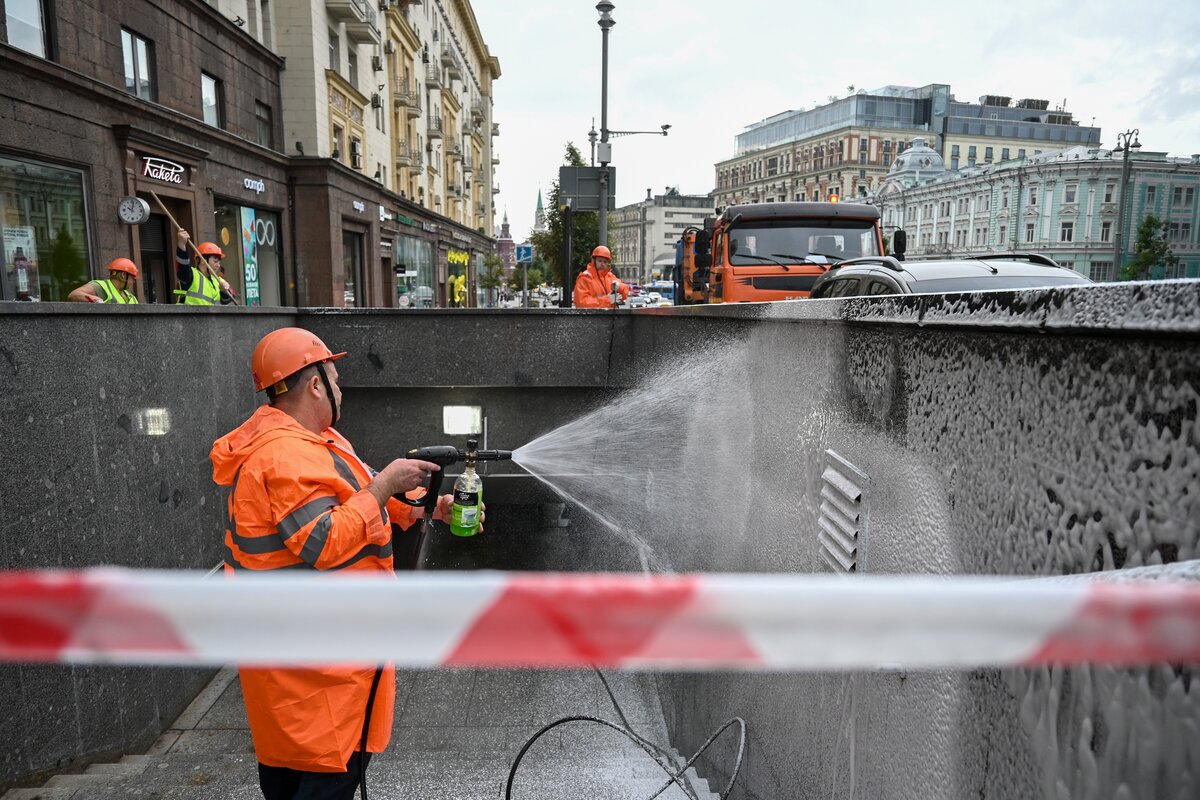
[176,229,190,250]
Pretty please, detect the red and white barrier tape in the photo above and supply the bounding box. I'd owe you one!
[1,568,1198,670]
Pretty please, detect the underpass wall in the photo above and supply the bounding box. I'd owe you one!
[2,285,1198,797]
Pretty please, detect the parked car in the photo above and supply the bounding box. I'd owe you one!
[627,295,649,308]
[809,253,1092,299]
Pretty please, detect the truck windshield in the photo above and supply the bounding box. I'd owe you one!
[728,220,879,266]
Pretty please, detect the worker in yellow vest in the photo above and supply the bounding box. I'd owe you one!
[67,258,140,304]
[175,229,235,305]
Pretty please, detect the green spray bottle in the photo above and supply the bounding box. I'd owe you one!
[449,438,483,537]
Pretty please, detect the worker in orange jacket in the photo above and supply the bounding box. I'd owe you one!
[211,327,453,800]
[572,245,630,308]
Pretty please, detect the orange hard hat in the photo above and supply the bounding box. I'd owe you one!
[108,258,139,278]
[251,328,346,392]
[591,245,612,261]
[198,242,225,258]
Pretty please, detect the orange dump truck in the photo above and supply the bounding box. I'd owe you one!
[675,201,883,303]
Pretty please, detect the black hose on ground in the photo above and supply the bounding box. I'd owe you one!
[504,668,747,800]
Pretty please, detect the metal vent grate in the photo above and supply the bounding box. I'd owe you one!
[818,450,870,573]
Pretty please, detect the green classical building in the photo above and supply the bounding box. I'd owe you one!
[876,138,1200,280]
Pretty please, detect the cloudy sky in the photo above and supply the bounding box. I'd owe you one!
[472,0,1199,241]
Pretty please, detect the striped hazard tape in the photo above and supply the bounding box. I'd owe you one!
[0,566,1198,670]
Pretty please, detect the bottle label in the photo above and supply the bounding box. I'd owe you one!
[451,489,480,534]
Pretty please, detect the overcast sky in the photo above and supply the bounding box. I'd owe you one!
[472,0,1199,242]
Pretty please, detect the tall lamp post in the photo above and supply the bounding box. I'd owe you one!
[1112,128,1141,278]
[596,1,615,246]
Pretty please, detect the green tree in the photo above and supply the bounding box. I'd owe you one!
[529,142,605,290]
[1122,214,1179,281]
[478,254,505,306]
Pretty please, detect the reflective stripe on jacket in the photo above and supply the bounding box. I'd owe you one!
[572,262,629,308]
[91,279,138,304]
[175,264,221,305]
[210,405,421,771]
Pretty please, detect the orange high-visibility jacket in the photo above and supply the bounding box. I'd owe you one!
[211,404,421,771]
[573,262,630,308]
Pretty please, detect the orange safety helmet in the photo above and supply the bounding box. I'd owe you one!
[107,258,139,279]
[198,242,225,259]
[591,245,612,261]
[251,327,346,392]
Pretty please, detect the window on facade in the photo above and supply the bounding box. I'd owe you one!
[329,29,340,72]
[1002,148,1010,161]
[1018,149,1026,158]
[201,73,224,128]
[348,50,359,87]
[0,155,92,302]
[6,0,48,57]
[1186,188,1196,207]
[1146,185,1156,205]
[1104,184,1115,203]
[255,101,273,148]
[1183,222,1193,241]
[1168,222,1180,241]
[950,158,959,170]
[1025,223,1035,243]
[984,147,993,162]
[332,125,344,161]
[122,28,156,100]
[998,225,1007,244]
[951,145,960,157]
[1091,261,1113,282]
[258,0,273,48]
[1101,221,1112,242]
[1060,222,1074,242]
[1029,187,1038,205]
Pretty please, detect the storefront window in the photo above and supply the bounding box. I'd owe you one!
[448,247,469,308]
[0,154,91,301]
[343,230,364,307]
[395,233,433,308]
[214,201,284,306]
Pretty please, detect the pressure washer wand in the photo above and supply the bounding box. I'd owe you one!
[396,442,512,569]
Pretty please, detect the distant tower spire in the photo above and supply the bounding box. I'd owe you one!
[533,189,547,233]
[499,208,512,241]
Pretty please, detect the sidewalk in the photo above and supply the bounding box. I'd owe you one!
[10,666,717,800]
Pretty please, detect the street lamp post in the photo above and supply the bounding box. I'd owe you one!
[596,1,615,247]
[1112,128,1141,278]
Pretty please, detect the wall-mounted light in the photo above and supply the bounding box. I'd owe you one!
[443,405,481,435]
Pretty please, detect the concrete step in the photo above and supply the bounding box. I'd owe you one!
[1,788,80,800]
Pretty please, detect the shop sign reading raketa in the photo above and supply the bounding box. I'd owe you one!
[140,156,187,184]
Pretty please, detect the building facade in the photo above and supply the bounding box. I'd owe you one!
[610,189,712,283]
[714,84,1101,215]
[0,0,501,308]
[875,140,1200,280]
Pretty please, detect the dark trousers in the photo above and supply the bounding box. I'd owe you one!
[257,752,371,800]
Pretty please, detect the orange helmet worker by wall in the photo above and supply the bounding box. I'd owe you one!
[210,327,455,793]
[573,245,630,308]
[66,258,140,304]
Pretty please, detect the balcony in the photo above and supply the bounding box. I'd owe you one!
[491,122,499,137]
[462,120,473,136]
[448,144,463,161]
[441,45,463,79]
[395,141,413,168]
[327,0,367,23]
[470,98,485,122]
[492,183,500,194]
[427,115,443,138]
[328,0,380,44]
[391,84,421,116]
[462,156,473,171]
[491,153,499,166]
[476,203,488,216]
[410,149,423,170]
[425,64,442,88]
